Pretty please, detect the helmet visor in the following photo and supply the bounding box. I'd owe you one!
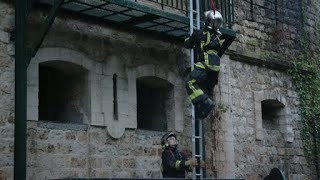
[208,18,223,30]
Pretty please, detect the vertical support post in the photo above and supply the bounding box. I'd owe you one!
[250,0,254,20]
[227,0,231,28]
[275,0,278,25]
[189,1,196,179]
[231,0,234,28]
[15,1,28,179]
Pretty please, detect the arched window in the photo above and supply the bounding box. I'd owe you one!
[39,61,89,124]
[136,76,174,131]
[261,99,285,129]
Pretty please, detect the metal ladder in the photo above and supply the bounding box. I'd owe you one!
[189,0,204,180]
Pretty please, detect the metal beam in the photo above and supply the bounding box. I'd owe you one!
[103,0,189,24]
[121,14,159,27]
[27,0,36,15]
[29,0,64,65]
[15,0,29,179]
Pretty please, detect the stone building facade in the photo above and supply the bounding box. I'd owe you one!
[0,0,319,179]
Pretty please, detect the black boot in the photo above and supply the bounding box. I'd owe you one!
[195,98,215,119]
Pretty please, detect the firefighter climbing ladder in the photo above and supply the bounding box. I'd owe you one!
[189,0,204,180]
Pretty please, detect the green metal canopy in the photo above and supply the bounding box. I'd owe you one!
[37,0,236,40]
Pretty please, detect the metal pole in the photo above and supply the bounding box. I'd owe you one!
[189,1,196,179]
[195,0,204,179]
[30,0,64,61]
[15,0,28,179]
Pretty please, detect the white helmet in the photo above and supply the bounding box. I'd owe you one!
[204,10,223,31]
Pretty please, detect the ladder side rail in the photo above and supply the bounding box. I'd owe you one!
[189,0,196,179]
[195,0,203,180]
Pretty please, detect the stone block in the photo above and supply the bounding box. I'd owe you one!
[27,62,39,82]
[91,62,102,74]
[101,75,112,88]
[0,30,9,43]
[117,78,128,91]
[289,174,306,180]
[0,126,14,139]
[65,132,76,140]
[136,64,155,77]
[117,89,128,102]
[166,71,177,85]
[154,65,168,80]
[91,112,104,126]
[6,43,14,56]
[70,156,87,168]
[77,131,87,143]
[27,106,38,121]
[117,102,128,115]
[37,129,49,140]
[122,158,136,169]
[256,129,263,140]
[27,88,38,106]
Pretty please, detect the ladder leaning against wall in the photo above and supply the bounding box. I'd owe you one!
[188,0,204,180]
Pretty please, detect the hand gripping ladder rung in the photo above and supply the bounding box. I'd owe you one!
[189,0,204,180]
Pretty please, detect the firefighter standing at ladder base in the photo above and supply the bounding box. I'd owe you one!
[161,132,203,178]
[184,10,226,119]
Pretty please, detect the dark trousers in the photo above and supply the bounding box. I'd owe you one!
[185,64,218,105]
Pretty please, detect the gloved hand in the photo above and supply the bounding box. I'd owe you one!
[185,159,198,166]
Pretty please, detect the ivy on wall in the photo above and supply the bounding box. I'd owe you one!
[288,0,320,178]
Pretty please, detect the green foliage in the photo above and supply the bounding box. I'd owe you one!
[289,59,320,178]
[217,103,229,113]
[287,0,320,177]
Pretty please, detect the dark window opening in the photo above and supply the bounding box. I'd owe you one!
[137,76,174,131]
[39,61,89,124]
[261,99,285,129]
[113,73,118,120]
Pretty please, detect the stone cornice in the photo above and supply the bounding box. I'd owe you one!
[228,51,294,71]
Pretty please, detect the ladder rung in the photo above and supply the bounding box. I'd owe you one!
[194,135,201,139]
[195,154,202,158]
[196,174,202,176]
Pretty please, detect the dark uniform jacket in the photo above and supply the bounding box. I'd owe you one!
[184,29,222,64]
[161,146,191,178]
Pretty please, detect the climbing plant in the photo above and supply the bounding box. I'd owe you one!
[288,0,320,179]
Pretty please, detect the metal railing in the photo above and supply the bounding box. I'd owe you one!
[135,0,189,15]
[219,0,234,28]
[135,0,234,28]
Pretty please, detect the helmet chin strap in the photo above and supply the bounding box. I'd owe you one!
[204,25,218,34]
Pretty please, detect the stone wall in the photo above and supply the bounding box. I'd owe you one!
[227,0,319,179]
[228,61,313,179]
[232,0,320,61]
[0,1,14,179]
[26,122,165,179]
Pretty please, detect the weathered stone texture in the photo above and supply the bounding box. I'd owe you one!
[233,0,320,61]
[0,1,14,180]
[227,61,314,179]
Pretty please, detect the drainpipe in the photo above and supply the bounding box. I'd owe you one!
[14,0,28,179]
